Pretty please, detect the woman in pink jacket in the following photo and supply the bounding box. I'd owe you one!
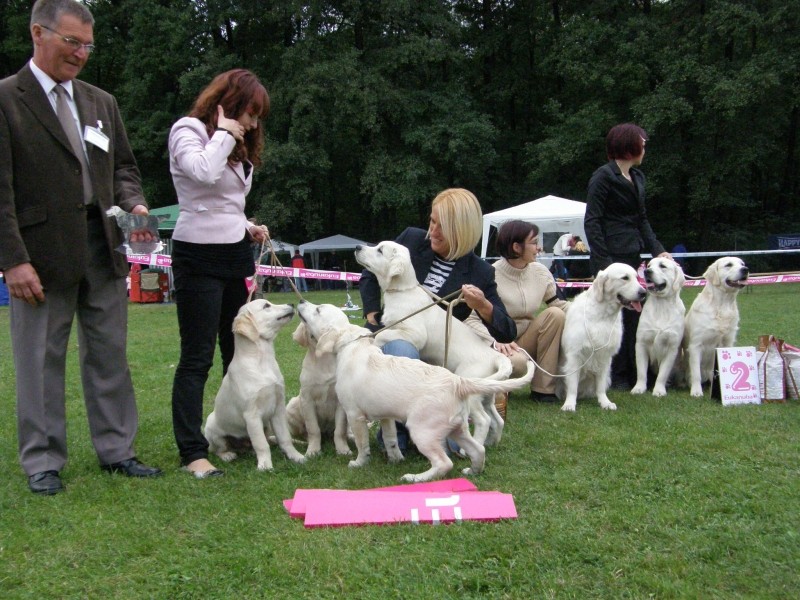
[168,69,270,478]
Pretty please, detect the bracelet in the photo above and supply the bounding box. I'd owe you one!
[215,127,235,139]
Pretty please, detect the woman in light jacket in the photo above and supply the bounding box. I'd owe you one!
[168,69,270,478]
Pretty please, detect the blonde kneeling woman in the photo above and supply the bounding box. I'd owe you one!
[468,220,568,402]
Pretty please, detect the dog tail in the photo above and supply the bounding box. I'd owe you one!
[456,360,535,397]
[482,352,514,381]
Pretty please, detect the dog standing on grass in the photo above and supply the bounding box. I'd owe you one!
[680,257,749,397]
[631,257,686,397]
[297,301,534,483]
[204,299,306,471]
[557,263,647,412]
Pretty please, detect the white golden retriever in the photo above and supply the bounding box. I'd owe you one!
[557,263,647,412]
[631,257,686,397]
[355,241,513,447]
[297,301,535,482]
[204,299,306,471]
[285,320,351,457]
[681,257,749,397]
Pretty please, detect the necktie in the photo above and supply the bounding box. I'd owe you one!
[54,84,93,204]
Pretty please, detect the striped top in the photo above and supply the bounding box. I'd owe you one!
[422,256,456,294]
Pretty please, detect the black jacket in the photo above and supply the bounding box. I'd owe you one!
[359,227,517,343]
[584,160,665,275]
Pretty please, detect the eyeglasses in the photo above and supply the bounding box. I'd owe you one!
[39,24,95,54]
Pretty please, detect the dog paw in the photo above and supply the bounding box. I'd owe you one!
[601,402,617,410]
[462,467,475,476]
[218,452,237,462]
[348,459,365,468]
[690,386,704,397]
[631,384,646,395]
[652,386,667,397]
[401,473,419,482]
[256,462,274,471]
[335,447,352,456]
[304,448,321,458]
[560,403,576,412]
[290,454,307,464]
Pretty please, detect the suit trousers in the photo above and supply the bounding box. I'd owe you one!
[11,218,138,476]
[171,270,247,465]
[508,306,565,394]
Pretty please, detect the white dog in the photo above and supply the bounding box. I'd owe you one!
[204,299,306,471]
[557,263,647,412]
[297,301,534,482]
[631,257,686,397]
[682,257,749,397]
[355,241,514,447]
[285,320,351,457]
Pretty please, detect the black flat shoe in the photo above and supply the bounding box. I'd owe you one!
[100,458,162,478]
[530,391,559,403]
[28,470,64,495]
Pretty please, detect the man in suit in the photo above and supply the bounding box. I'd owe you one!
[0,0,161,495]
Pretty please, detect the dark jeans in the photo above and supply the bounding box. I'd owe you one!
[171,271,247,465]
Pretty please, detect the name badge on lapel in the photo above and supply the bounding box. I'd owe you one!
[84,119,109,152]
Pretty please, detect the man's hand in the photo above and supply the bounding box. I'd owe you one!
[4,262,45,306]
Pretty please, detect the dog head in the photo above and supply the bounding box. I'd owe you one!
[297,300,360,355]
[232,299,295,343]
[703,257,749,291]
[644,257,685,297]
[355,241,417,291]
[591,263,647,312]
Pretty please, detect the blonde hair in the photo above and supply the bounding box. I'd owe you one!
[429,188,483,261]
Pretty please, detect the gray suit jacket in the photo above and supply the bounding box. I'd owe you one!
[0,62,145,289]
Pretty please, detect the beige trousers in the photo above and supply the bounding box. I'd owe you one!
[508,306,565,394]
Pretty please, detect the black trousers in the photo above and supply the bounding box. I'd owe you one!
[171,271,247,465]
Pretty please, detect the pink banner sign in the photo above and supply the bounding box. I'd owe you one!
[299,490,516,528]
[285,478,478,518]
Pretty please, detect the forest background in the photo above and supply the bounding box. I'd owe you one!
[1,0,798,260]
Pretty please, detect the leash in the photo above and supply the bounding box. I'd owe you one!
[248,235,306,304]
[367,287,465,365]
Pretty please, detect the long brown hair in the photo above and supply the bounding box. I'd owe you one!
[188,69,270,167]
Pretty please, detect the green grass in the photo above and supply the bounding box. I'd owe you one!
[1,284,799,598]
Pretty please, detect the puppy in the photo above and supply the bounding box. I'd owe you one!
[297,301,535,482]
[557,263,647,411]
[355,241,514,447]
[631,257,686,397]
[682,257,749,397]
[285,321,351,457]
[204,299,306,471]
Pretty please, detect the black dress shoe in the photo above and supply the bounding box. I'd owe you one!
[530,390,559,403]
[28,470,64,495]
[100,458,163,478]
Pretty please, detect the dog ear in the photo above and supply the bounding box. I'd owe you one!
[232,312,260,342]
[292,322,311,348]
[316,329,341,355]
[388,253,405,281]
[704,263,720,286]
[591,270,607,301]
[673,264,686,292]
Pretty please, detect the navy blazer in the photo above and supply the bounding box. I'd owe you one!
[584,160,665,275]
[359,227,517,343]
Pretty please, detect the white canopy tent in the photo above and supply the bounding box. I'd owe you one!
[299,234,370,269]
[480,195,588,258]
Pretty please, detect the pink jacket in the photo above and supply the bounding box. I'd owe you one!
[168,117,252,244]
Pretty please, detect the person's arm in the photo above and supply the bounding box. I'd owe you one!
[464,263,516,343]
[633,170,666,258]
[109,94,146,212]
[168,117,236,188]
[584,167,613,272]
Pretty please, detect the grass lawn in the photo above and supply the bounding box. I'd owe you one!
[1,284,799,598]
